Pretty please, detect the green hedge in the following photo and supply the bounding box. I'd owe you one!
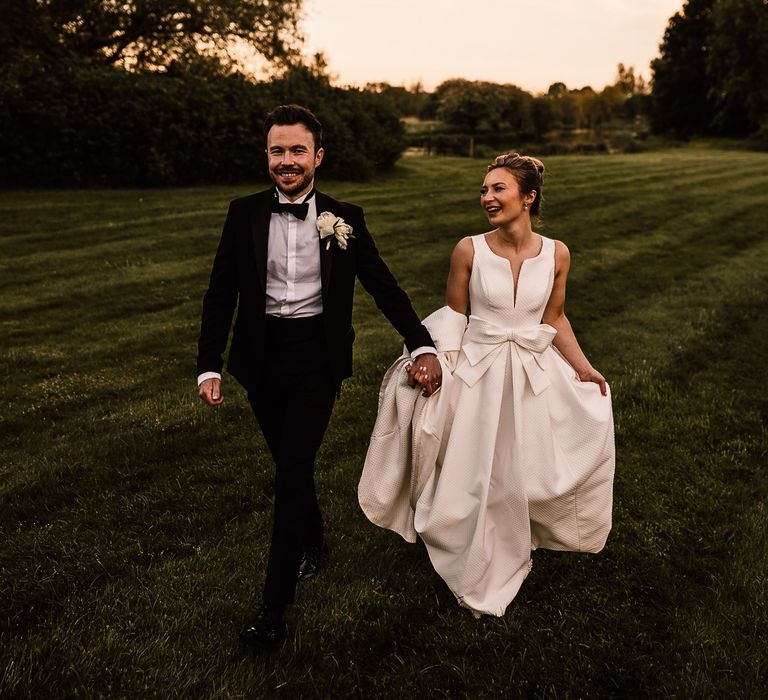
[0,64,405,186]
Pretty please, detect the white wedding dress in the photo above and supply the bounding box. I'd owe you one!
[360,234,615,617]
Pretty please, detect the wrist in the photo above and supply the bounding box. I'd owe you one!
[410,346,437,360]
[197,371,221,386]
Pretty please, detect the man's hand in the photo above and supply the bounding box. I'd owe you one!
[198,377,224,406]
[406,353,443,397]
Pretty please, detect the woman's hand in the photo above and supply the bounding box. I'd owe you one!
[578,367,607,396]
[406,354,443,396]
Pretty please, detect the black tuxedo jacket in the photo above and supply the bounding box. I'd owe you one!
[197,188,434,389]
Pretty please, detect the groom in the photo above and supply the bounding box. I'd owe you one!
[197,104,442,648]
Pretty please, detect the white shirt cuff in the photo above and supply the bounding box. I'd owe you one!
[410,346,437,360]
[197,371,222,386]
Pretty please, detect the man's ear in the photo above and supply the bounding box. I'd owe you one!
[314,147,324,167]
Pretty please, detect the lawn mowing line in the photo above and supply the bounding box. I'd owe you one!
[661,489,768,688]
[608,292,768,695]
[548,166,714,200]
[546,171,767,233]
[580,232,768,379]
[0,261,207,302]
[554,159,767,191]
[0,254,215,297]
[0,435,273,646]
[545,151,768,187]
[0,532,280,697]
[0,265,206,325]
[360,177,765,270]
[563,199,767,327]
[0,186,240,210]
[0,223,228,264]
[0,250,221,296]
[577,276,767,635]
[0,246,201,274]
[1,321,202,402]
[547,183,765,229]
[0,393,261,526]
[0,207,228,240]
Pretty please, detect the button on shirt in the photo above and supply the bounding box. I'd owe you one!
[265,190,323,317]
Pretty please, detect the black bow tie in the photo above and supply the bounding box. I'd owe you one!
[270,189,315,220]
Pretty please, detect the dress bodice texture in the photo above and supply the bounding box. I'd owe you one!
[469,233,555,327]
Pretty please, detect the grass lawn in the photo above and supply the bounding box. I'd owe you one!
[1,149,767,698]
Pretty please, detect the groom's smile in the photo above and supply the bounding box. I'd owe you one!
[267,123,324,201]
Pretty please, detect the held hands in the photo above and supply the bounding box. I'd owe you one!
[578,367,607,396]
[198,377,224,406]
[406,353,443,397]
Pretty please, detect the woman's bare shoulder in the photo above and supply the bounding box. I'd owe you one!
[451,235,476,262]
[552,238,570,260]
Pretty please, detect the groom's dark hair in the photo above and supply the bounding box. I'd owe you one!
[263,104,323,151]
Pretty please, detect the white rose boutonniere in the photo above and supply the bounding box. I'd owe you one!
[316,211,354,251]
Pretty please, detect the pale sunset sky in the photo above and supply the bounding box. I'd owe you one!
[301,0,685,93]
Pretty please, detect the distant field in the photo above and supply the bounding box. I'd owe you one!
[1,150,767,697]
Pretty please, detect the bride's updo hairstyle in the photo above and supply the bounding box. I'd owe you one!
[487,153,545,217]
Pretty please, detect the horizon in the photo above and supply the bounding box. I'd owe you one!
[301,0,684,94]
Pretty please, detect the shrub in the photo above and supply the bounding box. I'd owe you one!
[0,63,405,186]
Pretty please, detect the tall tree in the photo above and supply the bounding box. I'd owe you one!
[650,0,716,137]
[615,63,647,96]
[707,0,768,136]
[433,79,533,133]
[1,0,303,73]
[434,79,489,132]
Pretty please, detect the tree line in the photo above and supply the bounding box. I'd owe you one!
[0,0,405,186]
[1,0,765,187]
[372,0,767,146]
[370,64,647,136]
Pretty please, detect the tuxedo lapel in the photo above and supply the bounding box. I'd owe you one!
[315,192,336,302]
[251,192,272,293]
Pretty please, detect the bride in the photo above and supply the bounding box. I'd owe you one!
[359,153,615,617]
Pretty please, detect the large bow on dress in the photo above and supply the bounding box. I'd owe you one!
[453,315,557,395]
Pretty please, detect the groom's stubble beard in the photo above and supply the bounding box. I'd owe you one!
[270,167,315,199]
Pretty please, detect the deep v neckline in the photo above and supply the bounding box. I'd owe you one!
[482,233,544,307]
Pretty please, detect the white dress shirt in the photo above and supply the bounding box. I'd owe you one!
[198,189,435,385]
[265,189,323,317]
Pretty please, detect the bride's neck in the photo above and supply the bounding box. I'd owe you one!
[496,221,533,250]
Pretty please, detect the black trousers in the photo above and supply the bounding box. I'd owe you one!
[247,314,336,607]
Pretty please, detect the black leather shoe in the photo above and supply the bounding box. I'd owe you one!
[297,542,328,581]
[238,604,285,648]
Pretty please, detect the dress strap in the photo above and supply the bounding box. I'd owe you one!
[536,235,553,256]
[473,233,497,259]
[468,234,490,269]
